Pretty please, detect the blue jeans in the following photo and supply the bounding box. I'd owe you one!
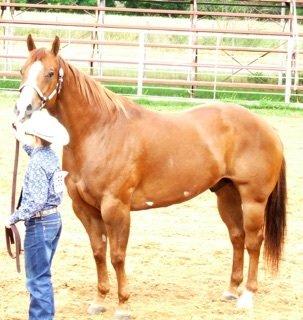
[24,212,62,320]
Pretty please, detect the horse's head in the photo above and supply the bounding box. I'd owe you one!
[15,35,63,122]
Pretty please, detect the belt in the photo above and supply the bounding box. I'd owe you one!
[35,207,58,218]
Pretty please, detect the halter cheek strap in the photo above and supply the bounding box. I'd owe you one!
[19,67,64,110]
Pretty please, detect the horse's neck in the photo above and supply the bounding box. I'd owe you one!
[56,60,146,135]
[56,95,98,142]
[55,64,117,140]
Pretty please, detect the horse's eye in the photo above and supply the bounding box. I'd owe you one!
[47,70,54,78]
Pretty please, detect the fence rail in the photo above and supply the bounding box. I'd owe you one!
[1,2,303,20]
[2,35,303,54]
[0,0,302,103]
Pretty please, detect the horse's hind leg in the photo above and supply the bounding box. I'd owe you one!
[236,185,267,309]
[215,183,245,300]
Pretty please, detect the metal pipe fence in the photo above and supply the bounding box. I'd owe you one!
[0,0,302,103]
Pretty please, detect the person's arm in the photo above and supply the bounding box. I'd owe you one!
[8,162,49,225]
[13,123,34,155]
[23,144,34,156]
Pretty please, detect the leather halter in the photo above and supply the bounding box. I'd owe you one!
[19,67,64,110]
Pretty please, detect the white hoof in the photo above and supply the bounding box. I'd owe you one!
[114,308,131,320]
[236,289,254,309]
[222,290,238,300]
[87,303,106,315]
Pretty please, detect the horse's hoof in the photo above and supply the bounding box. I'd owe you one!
[87,303,107,315]
[222,290,238,300]
[236,289,253,309]
[114,309,131,320]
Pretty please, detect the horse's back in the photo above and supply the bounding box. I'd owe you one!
[132,102,283,207]
[188,102,284,191]
[183,102,282,151]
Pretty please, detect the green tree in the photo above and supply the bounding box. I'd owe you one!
[122,0,189,11]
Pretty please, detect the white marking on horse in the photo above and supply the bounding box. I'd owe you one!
[222,290,238,300]
[28,61,43,84]
[168,158,174,167]
[184,191,190,197]
[101,234,107,242]
[16,61,43,120]
[236,289,254,309]
[146,201,154,206]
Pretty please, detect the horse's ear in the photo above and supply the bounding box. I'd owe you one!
[51,36,60,56]
[27,34,36,52]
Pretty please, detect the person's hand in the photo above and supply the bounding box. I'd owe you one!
[4,218,12,229]
[12,122,26,143]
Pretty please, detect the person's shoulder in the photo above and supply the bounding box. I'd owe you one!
[44,148,59,165]
[28,152,45,172]
[33,148,59,169]
[37,147,57,159]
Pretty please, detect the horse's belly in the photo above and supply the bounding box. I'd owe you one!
[130,157,221,210]
[131,186,207,210]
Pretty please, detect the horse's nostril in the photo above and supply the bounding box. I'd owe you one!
[14,107,20,117]
[25,104,33,115]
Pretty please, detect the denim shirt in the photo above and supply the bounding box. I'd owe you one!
[9,144,64,224]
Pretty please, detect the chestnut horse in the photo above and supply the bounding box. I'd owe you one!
[15,35,286,318]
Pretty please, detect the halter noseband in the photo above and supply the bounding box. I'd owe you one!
[19,67,64,110]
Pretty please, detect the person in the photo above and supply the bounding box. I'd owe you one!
[5,110,69,320]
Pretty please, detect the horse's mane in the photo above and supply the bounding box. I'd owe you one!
[60,57,130,118]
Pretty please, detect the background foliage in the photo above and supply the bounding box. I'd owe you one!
[14,0,289,15]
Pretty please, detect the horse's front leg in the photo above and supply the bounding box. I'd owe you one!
[67,180,110,315]
[101,195,131,320]
[72,200,110,314]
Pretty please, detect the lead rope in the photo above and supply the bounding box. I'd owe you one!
[5,139,22,273]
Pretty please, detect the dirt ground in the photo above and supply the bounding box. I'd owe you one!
[0,103,303,320]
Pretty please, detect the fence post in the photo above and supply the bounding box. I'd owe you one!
[213,34,221,100]
[291,0,299,97]
[278,2,286,86]
[97,0,105,78]
[2,0,13,74]
[284,36,293,104]
[188,0,198,98]
[137,30,146,96]
[90,0,105,76]
[284,0,297,104]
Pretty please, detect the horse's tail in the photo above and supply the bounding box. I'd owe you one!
[264,156,287,272]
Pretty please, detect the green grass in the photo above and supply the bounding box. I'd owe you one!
[1,89,303,117]
[134,97,303,116]
[108,83,302,104]
[0,79,20,90]
[0,78,287,102]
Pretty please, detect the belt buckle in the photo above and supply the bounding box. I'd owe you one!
[37,208,57,218]
[36,211,42,219]
[41,209,48,217]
